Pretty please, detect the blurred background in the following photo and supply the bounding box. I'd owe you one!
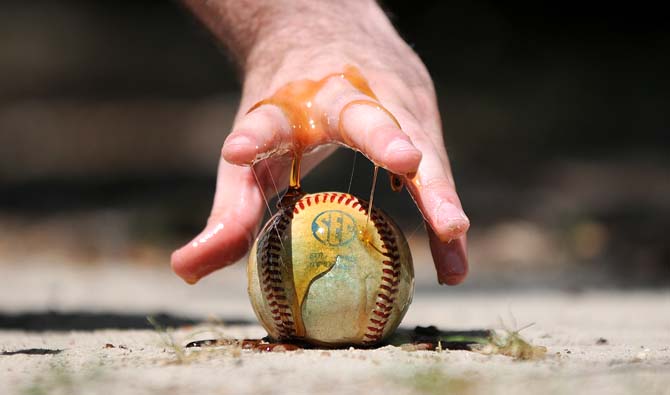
[1,0,668,302]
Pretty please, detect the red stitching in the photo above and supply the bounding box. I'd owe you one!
[377,229,394,237]
[377,293,394,303]
[291,192,337,215]
[362,204,402,345]
[291,192,370,214]
[264,278,282,284]
[379,236,395,244]
[373,311,390,318]
[259,208,296,338]
[379,284,393,293]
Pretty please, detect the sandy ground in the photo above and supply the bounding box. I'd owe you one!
[1,261,669,395]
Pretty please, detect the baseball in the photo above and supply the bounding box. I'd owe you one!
[247,191,414,346]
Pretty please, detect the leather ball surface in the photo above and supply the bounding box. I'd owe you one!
[248,191,414,346]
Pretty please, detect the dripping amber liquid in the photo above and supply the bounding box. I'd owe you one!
[246,65,402,192]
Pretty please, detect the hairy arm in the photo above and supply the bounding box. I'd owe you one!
[182,1,413,71]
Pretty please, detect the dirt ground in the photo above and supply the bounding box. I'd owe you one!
[1,260,669,395]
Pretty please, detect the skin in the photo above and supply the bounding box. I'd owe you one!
[172,0,469,286]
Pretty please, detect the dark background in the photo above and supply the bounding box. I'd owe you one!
[1,0,668,287]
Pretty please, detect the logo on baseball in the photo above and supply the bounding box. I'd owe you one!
[311,210,357,246]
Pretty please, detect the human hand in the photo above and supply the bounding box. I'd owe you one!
[172,0,469,285]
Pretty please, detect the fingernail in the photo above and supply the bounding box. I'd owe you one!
[435,202,470,238]
[224,134,255,147]
[384,138,422,173]
[222,134,257,162]
[386,138,419,155]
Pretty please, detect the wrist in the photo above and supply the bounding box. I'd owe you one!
[244,1,399,73]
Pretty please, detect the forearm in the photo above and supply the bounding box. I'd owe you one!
[181,0,401,71]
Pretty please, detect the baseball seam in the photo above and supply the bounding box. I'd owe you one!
[360,204,401,345]
[259,209,296,339]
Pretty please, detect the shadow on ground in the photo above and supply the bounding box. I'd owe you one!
[184,326,494,352]
[387,326,492,350]
[0,311,254,332]
[1,348,63,356]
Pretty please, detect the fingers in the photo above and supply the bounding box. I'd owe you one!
[222,105,291,165]
[413,160,470,285]
[428,226,468,285]
[403,130,470,243]
[171,160,265,284]
[337,102,422,175]
[393,110,470,285]
[226,74,422,177]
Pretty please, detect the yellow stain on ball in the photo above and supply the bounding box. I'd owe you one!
[248,192,414,346]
